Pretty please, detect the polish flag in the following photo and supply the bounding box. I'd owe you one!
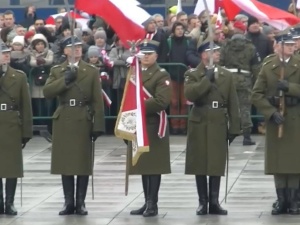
[216,7,223,29]
[46,11,89,29]
[177,0,182,14]
[194,0,223,15]
[223,0,300,30]
[75,0,150,47]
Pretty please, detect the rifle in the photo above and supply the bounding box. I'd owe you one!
[278,40,285,138]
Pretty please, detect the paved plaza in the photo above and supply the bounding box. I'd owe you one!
[0,135,299,225]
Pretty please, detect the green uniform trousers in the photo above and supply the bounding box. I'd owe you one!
[274,174,300,189]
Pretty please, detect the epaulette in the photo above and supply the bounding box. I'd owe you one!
[51,65,61,69]
[264,54,276,60]
[188,68,197,72]
[160,68,166,72]
[14,69,25,74]
[87,64,96,68]
[262,60,272,67]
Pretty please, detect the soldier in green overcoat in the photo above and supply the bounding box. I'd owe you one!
[251,32,300,215]
[0,42,32,216]
[184,42,240,215]
[128,39,171,217]
[43,36,105,216]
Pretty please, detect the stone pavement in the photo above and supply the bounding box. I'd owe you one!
[0,135,298,225]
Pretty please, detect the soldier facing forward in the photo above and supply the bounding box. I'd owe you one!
[184,42,240,215]
[0,42,33,215]
[129,39,172,217]
[43,36,105,216]
[251,32,300,215]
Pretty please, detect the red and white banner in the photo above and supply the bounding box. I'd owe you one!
[75,0,150,48]
[216,7,223,29]
[194,0,223,15]
[114,56,149,166]
[223,0,300,30]
[45,11,89,29]
[102,89,112,107]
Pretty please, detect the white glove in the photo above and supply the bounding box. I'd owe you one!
[126,56,134,64]
[136,51,145,59]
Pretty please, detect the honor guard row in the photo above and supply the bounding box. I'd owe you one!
[1,31,298,217]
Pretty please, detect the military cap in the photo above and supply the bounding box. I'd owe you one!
[60,36,82,49]
[139,39,159,53]
[275,31,295,44]
[197,41,220,54]
[0,41,11,53]
[290,26,300,39]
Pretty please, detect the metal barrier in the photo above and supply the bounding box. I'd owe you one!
[28,63,264,137]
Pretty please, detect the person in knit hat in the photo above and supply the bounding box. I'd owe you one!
[94,28,111,55]
[24,30,35,45]
[10,35,31,75]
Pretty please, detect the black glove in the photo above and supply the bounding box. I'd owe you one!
[277,80,289,92]
[205,68,215,82]
[91,131,104,142]
[64,66,77,85]
[22,138,31,149]
[228,134,238,145]
[271,111,284,125]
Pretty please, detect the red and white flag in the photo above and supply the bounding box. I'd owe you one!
[194,0,223,15]
[75,0,150,47]
[114,56,149,166]
[223,0,300,30]
[297,0,300,9]
[45,11,89,29]
[216,7,223,29]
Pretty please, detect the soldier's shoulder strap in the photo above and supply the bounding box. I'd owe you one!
[13,69,26,76]
[262,54,277,66]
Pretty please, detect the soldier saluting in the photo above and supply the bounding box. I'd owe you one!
[43,36,105,216]
[184,41,240,215]
[0,41,33,215]
[251,31,300,215]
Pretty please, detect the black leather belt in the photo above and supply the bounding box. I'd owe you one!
[267,96,300,107]
[0,103,18,111]
[61,99,88,107]
[194,101,227,109]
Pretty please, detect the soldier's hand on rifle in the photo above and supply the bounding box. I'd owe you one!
[277,80,289,92]
[228,134,238,145]
[64,66,78,85]
[22,137,31,149]
[271,111,284,125]
[205,68,215,82]
[91,131,104,142]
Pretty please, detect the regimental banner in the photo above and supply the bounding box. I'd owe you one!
[115,57,149,166]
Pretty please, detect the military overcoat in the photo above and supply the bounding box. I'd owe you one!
[129,63,172,175]
[43,60,105,175]
[0,66,33,178]
[184,63,240,176]
[251,56,300,174]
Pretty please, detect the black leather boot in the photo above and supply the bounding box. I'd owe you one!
[75,176,89,215]
[195,175,208,215]
[243,129,255,146]
[59,175,75,215]
[209,176,227,215]
[289,189,299,215]
[0,179,4,214]
[130,175,148,215]
[143,175,161,217]
[271,188,288,215]
[5,178,18,216]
